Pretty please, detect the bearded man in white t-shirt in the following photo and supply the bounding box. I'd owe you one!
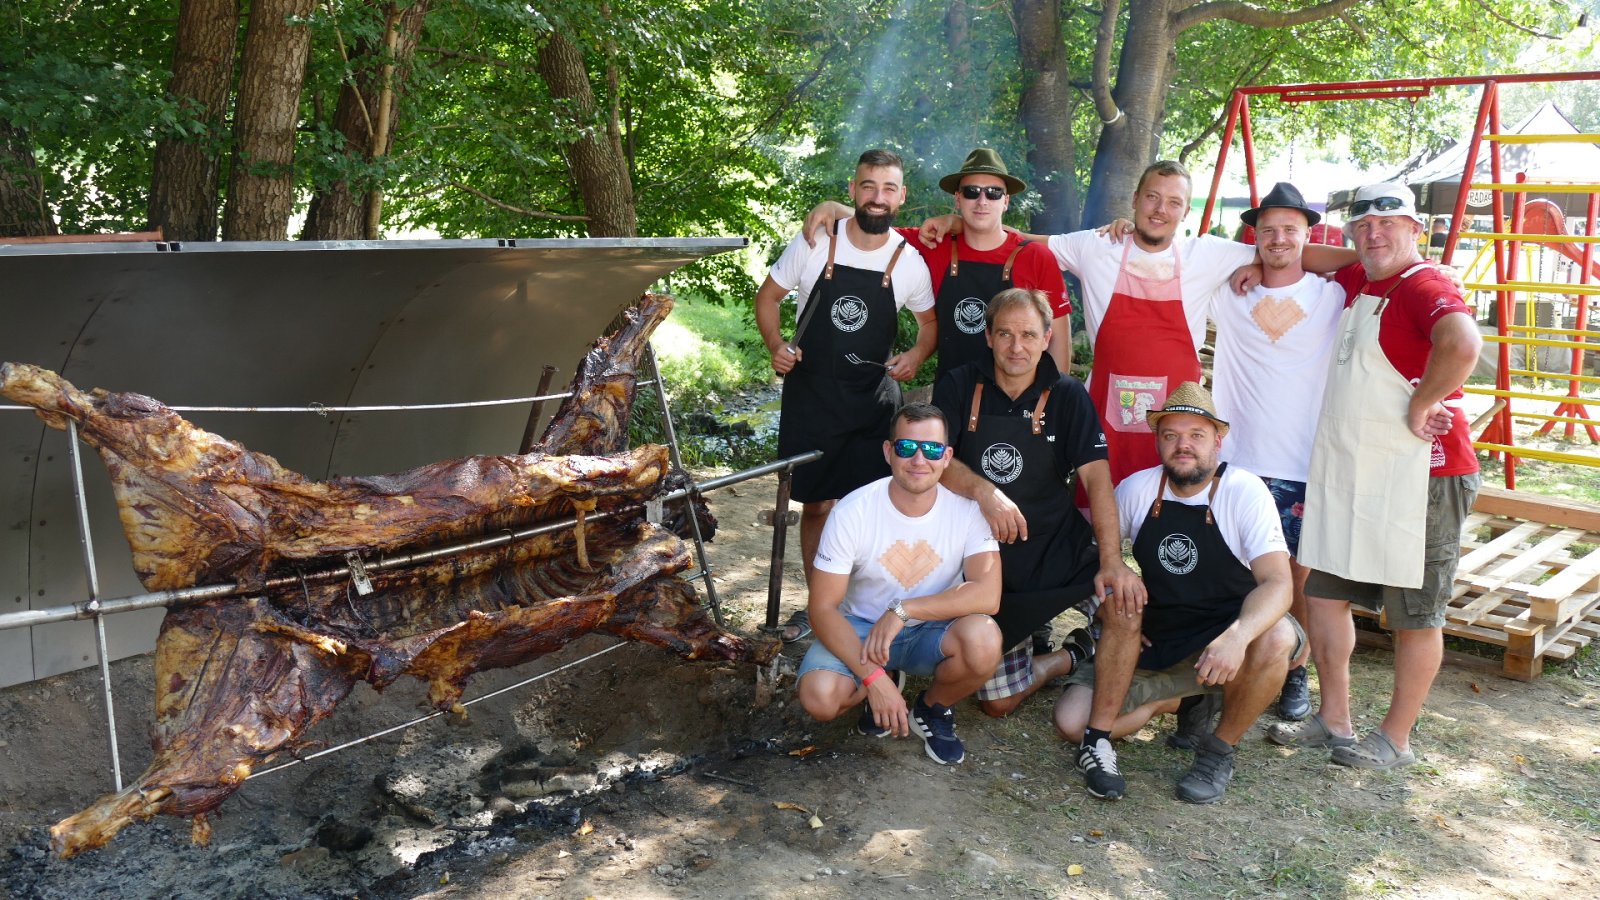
[1209,182,1347,724]
[795,403,1003,766]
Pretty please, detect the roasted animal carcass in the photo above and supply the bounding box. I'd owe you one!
[0,293,776,859]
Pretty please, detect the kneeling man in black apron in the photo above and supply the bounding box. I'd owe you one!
[933,288,1143,718]
[1056,383,1305,803]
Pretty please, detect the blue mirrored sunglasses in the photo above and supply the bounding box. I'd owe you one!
[1350,196,1406,217]
[892,438,949,460]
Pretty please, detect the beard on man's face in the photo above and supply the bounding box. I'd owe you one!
[855,207,894,234]
[1162,459,1214,488]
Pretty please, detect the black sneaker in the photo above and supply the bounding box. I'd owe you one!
[1277,665,1311,721]
[1165,692,1223,751]
[856,670,906,738]
[1075,737,1126,800]
[1031,624,1054,656]
[1175,732,1236,803]
[910,691,965,765]
[1062,627,1096,667]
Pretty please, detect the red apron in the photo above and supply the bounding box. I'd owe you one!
[1086,239,1200,485]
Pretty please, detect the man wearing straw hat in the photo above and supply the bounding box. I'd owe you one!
[1271,183,1482,771]
[1056,383,1301,803]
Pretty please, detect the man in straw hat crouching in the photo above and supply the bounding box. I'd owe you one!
[1056,383,1305,803]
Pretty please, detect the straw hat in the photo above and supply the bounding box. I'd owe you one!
[1145,382,1230,437]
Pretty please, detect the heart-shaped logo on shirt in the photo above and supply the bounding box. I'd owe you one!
[1250,294,1307,343]
[878,539,942,590]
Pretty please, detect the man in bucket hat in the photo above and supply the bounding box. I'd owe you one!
[1209,182,1348,725]
[1274,183,1482,772]
[1055,383,1303,803]
[801,147,1073,378]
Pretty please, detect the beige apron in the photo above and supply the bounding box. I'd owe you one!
[1299,264,1433,588]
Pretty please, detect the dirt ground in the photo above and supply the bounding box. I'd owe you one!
[3,472,1599,899]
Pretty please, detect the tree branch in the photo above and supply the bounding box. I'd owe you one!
[445,179,589,221]
[1090,0,1123,126]
[1470,0,1562,39]
[1175,0,1359,33]
[416,47,516,69]
[1177,54,1275,163]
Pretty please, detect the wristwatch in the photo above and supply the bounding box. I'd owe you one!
[890,599,909,623]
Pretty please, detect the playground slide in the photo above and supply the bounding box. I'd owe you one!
[1523,198,1600,282]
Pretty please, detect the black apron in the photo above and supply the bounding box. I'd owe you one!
[776,226,906,504]
[934,239,1031,382]
[957,380,1099,650]
[1130,463,1259,670]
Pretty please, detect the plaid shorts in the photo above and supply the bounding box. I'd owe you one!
[977,640,1035,701]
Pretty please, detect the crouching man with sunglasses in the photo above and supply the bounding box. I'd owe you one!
[796,403,1004,765]
[932,288,1144,719]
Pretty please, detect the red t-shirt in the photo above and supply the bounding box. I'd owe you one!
[895,228,1070,317]
[1333,262,1479,476]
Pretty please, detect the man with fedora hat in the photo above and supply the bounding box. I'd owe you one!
[1055,382,1301,803]
[1273,183,1481,772]
[801,148,1072,379]
[1210,181,1348,724]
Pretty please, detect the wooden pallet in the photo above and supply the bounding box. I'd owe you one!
[1350,486,1600,680]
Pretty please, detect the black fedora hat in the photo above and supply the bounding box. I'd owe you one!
[938,148,1027,195]
[1241,182,1321,227]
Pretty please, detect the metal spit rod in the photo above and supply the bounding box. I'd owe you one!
[0,451,821,633]
[68,422,123,790]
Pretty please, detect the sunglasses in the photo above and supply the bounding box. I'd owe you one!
[959,185,1007,201]
[1350,196,1407,216]
[892,438,949,460]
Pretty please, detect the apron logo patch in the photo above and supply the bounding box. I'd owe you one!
[1157,533,1199,575]
[878,539,942,590]
[831,295,869,332]
[980,442,1024,484]
[1336,327,1356,365]
[955,297,986,334]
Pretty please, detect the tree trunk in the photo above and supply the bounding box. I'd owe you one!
[1014,0,1079,234]
[0,121,56,237]
[148,0,241,242]
[301,0,431,241]
[535,30,637,237]
[222,0,316,241]
[1082,0,1178,228]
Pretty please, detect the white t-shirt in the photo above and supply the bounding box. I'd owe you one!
[1116,465,1287,567]
[1045,232,1256,349]
[769,220,935,317]
[1211,273,1346,483]
[814,477,998,622]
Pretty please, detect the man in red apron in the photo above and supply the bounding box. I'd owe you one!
[755,149,937,604]
[932,288,1145,718]
[1054,384,1301,803]
[798,148,1073,375]
[1271,183,1482,771]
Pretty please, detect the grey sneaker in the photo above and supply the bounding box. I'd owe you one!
[1277,665,1311,721]
[1166,692,1222,751]
[1176,732,1236,803]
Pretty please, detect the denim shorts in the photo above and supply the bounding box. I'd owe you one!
[796,612,957,682]
[1262,478,1307,558]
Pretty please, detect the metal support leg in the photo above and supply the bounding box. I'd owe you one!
[68,421,123,791]
[518,364,560,454]
[643,343,722,622]
[765,467,794,630]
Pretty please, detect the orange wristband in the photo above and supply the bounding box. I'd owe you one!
[862,667,887,687]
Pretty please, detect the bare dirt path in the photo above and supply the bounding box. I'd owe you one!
[4,473,1599,899]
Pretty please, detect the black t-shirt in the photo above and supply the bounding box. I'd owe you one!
[932,356,1107,479]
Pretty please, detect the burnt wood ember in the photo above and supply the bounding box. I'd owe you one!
[2,293,777,859]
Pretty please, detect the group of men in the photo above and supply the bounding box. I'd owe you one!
[758,146,1482,802]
